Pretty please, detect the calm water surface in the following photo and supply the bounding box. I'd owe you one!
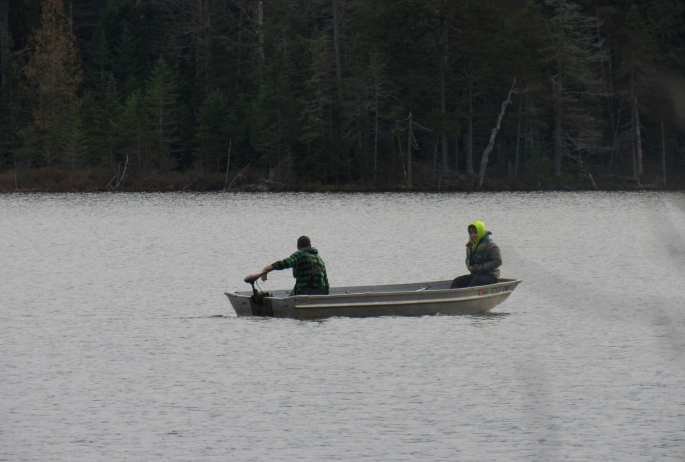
[1,191,684,461]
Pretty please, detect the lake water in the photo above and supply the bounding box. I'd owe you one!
[1,191,684,461]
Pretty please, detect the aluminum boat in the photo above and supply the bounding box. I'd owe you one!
[225,277,521,319]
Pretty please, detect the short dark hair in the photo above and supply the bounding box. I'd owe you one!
[297,236,311,249]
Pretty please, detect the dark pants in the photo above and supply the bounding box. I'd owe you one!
[293,286,329,296]
[450,274,498,289]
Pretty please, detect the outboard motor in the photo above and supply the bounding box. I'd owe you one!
[244,273,273,316]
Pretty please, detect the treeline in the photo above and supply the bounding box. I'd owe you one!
[1,0,685,191]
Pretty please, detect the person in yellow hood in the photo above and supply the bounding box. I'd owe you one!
[450,220,502,289]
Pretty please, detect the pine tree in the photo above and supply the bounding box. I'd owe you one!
[117,89,148,172]
[646,0,685,71]
[114,22,142,96]
[79,75,122,168]
[101,73,123,164]
[62,112,86,171]
[145,57,178,171]
[80,90,102,166]
[22,0,83,167]
[87,28,112,94]
[196,90,232,172]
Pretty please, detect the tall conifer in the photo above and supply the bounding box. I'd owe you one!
[23,0,83,166]
[145,57,178,170]
[115,22,142,96]
[117,89,147,171]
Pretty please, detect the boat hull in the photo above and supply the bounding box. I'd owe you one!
[225,278,521,319]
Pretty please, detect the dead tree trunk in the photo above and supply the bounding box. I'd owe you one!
[634,96,643,179]
[514,96,522,176]
[630,58,637,180]
[258,1,265,64]
[552,64,563,177]
[407,112,413,189]
[374,84,379,183]
[454,93,459,173]
[477,79,516,188]
[224,139,232,190]
[523,94,530,174]
[661,120,667,188]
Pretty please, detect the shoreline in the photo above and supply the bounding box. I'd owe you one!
[1,167,683,193]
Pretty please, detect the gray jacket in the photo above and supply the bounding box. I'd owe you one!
[465,232,502,278]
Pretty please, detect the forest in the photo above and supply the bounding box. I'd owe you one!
[1,0,685,191]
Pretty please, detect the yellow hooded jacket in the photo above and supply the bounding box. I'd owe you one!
[465,220,502,278]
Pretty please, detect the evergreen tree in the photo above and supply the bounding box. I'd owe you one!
[87,28,112,94]
[145,57,178,171]
[80,90,100,166]
[646,0,685,72]
[203,0,240,94]
[114,22,142,96]
[79,76,122,168]
[22,0,83,167]
[101,73,123,164]
[542,0,607,176]
[196,90,232,172]
[117,89,148,172]
[343,44,391,182]
[62,112,86,171]
[243,0,310,177]
[297,33,339,180]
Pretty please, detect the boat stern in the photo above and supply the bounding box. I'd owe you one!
[225,291,275,317]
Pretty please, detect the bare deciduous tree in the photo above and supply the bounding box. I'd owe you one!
[478,78,516,188]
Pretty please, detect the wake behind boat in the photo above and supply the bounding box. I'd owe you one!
[225,276,522,319]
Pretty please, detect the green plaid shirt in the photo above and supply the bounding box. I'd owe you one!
[272,247,329,295]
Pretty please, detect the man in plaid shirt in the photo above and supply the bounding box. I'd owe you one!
[260,236,330,295]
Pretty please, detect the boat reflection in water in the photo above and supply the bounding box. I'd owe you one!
[225,277,522,319]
